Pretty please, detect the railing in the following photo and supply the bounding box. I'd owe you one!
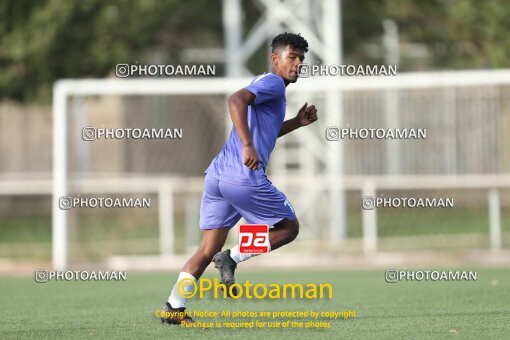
[0,174,507,266]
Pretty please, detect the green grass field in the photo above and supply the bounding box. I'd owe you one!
[1,268,509,339]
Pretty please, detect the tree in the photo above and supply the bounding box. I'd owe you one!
[0,0,222,103]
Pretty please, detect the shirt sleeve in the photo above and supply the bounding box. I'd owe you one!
[244,74,285,105]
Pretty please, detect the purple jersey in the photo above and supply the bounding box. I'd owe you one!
[205,72,286,186]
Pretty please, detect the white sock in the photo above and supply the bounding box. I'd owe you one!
[229,242,272,264]
[168,272,197,309]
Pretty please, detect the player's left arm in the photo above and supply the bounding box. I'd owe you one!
[278,102,318,137]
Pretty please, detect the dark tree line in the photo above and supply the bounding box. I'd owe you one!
[1,0,509,103]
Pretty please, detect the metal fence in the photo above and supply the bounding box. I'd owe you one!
[1,70,510,268]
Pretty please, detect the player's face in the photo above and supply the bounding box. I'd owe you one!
[272,46,305,84]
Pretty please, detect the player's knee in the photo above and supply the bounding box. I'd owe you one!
[287,219,300,242]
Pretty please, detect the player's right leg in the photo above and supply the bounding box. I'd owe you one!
[161,173,241,325]
[161,228,229,325]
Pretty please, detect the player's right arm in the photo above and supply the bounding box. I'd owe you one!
[228,89,259,170]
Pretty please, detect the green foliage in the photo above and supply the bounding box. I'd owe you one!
[384,0,510,69]
[2,0,510,103]
[0,0,221,103]
[445,0,510,68]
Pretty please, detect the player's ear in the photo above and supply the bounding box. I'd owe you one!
[271,53,279,67]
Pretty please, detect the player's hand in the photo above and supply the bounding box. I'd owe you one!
[243,144,260,170]
[296,102,318,127]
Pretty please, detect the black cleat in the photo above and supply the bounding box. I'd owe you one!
[160,302,194,325]
[212,249,238,297]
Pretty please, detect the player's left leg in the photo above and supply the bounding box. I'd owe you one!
[225,217,299,264]
[212,178,298,294]
[268,217,300,250]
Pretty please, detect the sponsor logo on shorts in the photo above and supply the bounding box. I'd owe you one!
[239,224,269,254]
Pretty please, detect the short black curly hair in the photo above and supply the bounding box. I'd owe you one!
[271,32,309,53]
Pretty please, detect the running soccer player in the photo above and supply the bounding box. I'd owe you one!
[160,32,317,325]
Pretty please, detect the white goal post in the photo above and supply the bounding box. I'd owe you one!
[52,70,510,269]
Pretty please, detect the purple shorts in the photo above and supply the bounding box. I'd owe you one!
[199,173,296,230]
